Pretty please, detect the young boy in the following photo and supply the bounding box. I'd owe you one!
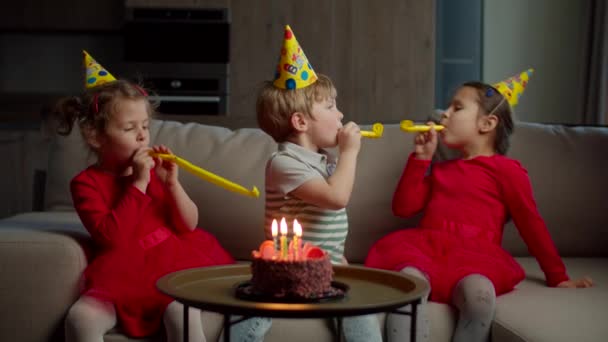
[228,25,382,342]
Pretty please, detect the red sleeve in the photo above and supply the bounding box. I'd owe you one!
[70,171,152,249]
[392,153,433,217]
[500,159,569,287]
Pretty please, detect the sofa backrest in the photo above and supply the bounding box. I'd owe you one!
[502,122,608,257]
[44,120,608,262]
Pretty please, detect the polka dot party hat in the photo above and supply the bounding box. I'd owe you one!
[492,68,534,108]
[83,50,116,89]
[273,25,318,90]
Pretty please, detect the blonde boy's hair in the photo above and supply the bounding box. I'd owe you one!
[256,73,337,142]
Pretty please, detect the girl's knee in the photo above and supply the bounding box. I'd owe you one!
[67,296,114,323]
[164,301,201,326]
[400,266,431,298]
[164,301,183,322]
[400,266,428,282]
[453,274,496,318]
[65,296,116,339]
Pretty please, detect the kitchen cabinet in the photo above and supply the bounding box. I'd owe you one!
[0,0,124,31]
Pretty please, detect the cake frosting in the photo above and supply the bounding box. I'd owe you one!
[248,241,334,299]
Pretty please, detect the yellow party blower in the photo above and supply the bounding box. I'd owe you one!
[151,153,260,198]
[400,120,445,133]
[360,123,384,138]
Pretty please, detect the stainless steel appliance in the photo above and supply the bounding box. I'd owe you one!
[123,6,230,115]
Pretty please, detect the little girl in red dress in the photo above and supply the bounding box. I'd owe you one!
[56,52,234,342]
[365,70,593,342]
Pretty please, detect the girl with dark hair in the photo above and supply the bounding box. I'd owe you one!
[365,70,593,342]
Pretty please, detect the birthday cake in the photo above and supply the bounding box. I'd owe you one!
[249,241,334,299]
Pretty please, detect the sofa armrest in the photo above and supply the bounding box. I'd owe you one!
[0,228,87,341]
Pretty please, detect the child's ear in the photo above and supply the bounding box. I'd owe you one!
[83,128,103,150]
[290,112,309,132]
[480,114,498,133]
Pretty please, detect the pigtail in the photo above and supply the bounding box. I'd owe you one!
[51,80,153,146]
[52,96,86,136]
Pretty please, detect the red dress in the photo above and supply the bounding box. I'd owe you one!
[71,166,235,337]
[365,154,568,303]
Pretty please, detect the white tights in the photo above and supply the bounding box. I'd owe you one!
[451,274,496,342]
[386,268,496,342]
[65,296,206,342]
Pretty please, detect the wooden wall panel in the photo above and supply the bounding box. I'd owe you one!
[141,0,435,128]
[228,0,335,127]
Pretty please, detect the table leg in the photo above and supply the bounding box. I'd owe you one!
[223,315,231,342]
[183,304,189,342]
[410,301,418,342]
[390,298,422,342]
[336,317,343,342]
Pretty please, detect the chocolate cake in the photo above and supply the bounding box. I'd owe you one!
[250,253,333,298]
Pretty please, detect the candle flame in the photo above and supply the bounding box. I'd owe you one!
[293,219,302,237]
[271,219,278,237]
[280,217,288,235]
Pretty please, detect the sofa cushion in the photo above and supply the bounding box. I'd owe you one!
[502,123,608,257]
[493,257,608,342]
[346,123,419,263]
[0,226,87,342]
[44,124,94,211]
[42,121,608,262]
[43,120,277,260]
[42,120,420,262]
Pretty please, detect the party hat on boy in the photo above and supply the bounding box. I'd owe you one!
[273,25,318,90]
[492,68,534,108]
[83,50,116,89]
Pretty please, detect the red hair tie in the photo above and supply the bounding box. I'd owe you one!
[92,93,99,114]
[91,85,147,114]
[133,84,148,97]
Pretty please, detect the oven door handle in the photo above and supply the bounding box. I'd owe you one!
[149,95,221,103]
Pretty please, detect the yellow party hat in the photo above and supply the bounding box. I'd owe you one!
[83,50,116,89]
[273,25,318,90]
[492,68,534,108]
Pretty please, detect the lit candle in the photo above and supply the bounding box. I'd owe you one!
[293,219,302,260]
[280,217,288,260]
[271,219,279,253]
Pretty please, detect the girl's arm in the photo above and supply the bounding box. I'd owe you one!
[392,154,433,217]
[501,159,569,287]
[71,172,152,249]
[392,125,437,217]
[152,145,198,233]
[164,180,198,233]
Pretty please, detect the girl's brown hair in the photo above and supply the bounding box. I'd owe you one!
[462,81,514,155]
[256,74,337,142]
[52,80,155,145]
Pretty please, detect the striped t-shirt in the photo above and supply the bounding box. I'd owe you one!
[264,142,348,264]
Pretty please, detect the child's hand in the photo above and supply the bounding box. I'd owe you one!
[557,276,594,288]
[338,121,361,155]
[132,147,155,191]
[414,122,438,160]
[152,145,179,187]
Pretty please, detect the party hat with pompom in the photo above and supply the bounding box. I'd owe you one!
[83,50,116,89]
[273,25,318,90]
[492,68,534,108]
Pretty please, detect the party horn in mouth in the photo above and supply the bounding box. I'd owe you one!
[400,120,445,133]
[360,123,384,138]
[151,153,260,198]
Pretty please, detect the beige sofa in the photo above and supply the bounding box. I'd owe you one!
[0,119,607,342]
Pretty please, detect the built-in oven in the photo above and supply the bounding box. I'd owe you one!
[123,6,230,116]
